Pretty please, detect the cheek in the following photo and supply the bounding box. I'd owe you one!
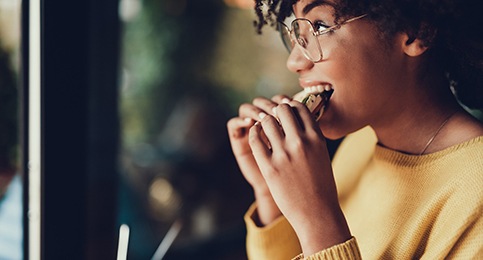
[322,47,375,106]
[316,42,397,136]
[327,40,396,105]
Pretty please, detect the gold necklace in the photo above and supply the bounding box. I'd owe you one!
[419,112,455,155]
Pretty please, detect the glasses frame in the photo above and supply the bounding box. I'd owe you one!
[278,14,368,62]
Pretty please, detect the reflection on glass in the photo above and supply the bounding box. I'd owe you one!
[118,0,296,259]
[0,0,22,259]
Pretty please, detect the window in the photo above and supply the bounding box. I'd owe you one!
[20,0,297,259]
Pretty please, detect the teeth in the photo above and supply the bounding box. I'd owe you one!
[304,84,333,95]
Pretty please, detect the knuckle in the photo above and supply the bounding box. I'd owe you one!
[227,117,238,125]
[291,101,304,107]
[271,94,288,102]
[272,152,288,165]
[291,101,306,111]
[238,103,252,114]
[289,136,306,151]
[228,118,242,131]
[226,118,235,129]
[308,126,324,138]
[264,169,278,179]
[248,127,259,144]
[253,97,275,110]
[278,103,292,112]
[252,97,267,105]
[263,114,276,124]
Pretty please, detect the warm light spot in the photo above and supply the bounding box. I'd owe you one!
[149,178,174,206]
[224,0,255,9]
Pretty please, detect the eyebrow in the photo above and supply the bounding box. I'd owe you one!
[302,0,335,15]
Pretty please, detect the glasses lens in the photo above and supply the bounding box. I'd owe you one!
[278,22,293,53]
[292,19,322,61]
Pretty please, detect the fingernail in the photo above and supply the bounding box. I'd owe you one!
[244,118,252,123]
[281,98,291,103]
[258,112,266,119]
[272,106,277,115]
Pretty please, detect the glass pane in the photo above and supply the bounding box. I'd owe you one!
[118,0,297,258]
[0,0,22,259]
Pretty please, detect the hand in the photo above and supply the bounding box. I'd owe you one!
[227,95,292,225]
[248,101,351,255]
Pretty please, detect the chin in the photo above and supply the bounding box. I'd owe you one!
[323,132,346,141]
[318,117,366,140]
[318,122,347,140]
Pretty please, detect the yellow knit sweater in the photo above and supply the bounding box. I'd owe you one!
[245,126,483,259]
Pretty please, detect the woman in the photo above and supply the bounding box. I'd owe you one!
[227,0,483,259]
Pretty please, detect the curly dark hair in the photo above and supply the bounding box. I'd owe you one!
[254,0,483,109]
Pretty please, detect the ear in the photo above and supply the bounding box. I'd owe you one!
[399,33,430,57]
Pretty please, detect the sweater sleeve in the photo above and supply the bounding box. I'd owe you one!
[244,203,363,260]
[244,203,302,260]
[292,237,362,260]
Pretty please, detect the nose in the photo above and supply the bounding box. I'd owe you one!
[286,45,314,73]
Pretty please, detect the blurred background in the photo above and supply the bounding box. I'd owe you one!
[117,0,297,258]
[0,0,21,259]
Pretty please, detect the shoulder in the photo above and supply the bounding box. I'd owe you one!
[436,110,483,153]
[427,136,482,216]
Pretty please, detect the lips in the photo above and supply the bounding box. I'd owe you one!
[293,83,334,121]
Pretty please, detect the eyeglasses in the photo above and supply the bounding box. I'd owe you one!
[277,14,367,62]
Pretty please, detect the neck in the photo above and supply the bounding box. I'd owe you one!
[372,74,462,155]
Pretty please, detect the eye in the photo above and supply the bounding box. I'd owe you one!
[313,20,331,33]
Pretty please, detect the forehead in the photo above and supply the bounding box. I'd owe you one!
[293,0,337,16]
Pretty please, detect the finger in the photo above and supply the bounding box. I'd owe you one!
[253,97,278,117]
[227,117,254,139]
[248,122,272,163]
[227,117,257,157]
[288,101,322,135]
[239,103,270,122]
[260,115,285,151]
[271,94,292,104]
[274,103,304,138]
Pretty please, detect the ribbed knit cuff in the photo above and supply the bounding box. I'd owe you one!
[245,203,302,259]
[292,237,361,260]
